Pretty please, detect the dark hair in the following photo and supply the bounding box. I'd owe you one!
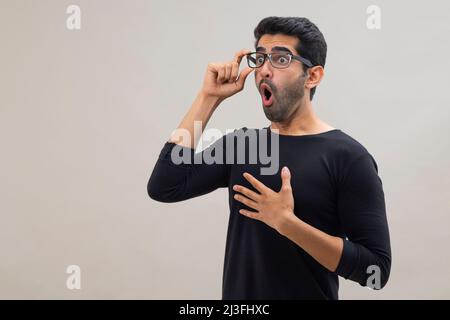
[254,16,327,101]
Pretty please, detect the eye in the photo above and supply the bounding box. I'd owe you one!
[256,56,265,64]
[277,56,289,65]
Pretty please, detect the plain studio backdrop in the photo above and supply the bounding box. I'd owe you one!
[1,0,449,299]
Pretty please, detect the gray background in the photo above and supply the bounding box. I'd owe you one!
[1,0,449,299]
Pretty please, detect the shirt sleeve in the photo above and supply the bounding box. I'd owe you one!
[147,132,232,203]
[334,152,392,289]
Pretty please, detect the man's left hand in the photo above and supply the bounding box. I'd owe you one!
[233,166,297,234]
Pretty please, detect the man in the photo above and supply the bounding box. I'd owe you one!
[147,16,391,299]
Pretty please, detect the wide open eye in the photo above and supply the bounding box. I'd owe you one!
[272,53,290,66]
[256,56,265,65]
[247,53,266,68]
[254,53,265,66]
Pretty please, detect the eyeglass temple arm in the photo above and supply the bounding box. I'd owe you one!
[292,55,313,68]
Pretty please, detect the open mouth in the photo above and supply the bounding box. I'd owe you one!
[260,83,274,107]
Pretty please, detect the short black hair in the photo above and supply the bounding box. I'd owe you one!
[254,16,327,101]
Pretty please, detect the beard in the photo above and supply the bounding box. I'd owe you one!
[261,72,306,122]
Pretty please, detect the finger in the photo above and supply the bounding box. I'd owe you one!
[207,63,219,77]
[280,166,292,192]
[230,62,239,83]
[243,172,270,194]
[233,184,261,201]
[234,193,259,210]
[224,63,232,82]
[217,65,225,83]
[239,209,260,220]
[234,48,252,65]
[236,67,255,87]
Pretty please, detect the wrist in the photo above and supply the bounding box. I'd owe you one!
[277,211,301,236]
[198,91,223,109]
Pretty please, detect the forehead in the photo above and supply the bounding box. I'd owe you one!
[256,34,299,54]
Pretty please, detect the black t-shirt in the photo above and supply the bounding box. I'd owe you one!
[147,127,391,299]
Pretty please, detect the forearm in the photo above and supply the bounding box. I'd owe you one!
[279,214,344,272]
[168,91,222,149]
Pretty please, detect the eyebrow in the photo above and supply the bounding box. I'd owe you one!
[255,46,294,54]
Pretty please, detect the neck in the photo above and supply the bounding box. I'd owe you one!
[269,98,333,136]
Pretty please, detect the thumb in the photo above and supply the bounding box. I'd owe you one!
[281,166,292,192]
[236,67,254,87]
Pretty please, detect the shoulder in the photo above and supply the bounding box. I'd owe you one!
[324,130,381,184]
[324,130,372,163]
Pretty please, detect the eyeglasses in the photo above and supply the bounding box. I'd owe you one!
[245,51,313,69]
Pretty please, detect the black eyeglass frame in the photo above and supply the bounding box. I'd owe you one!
[245,51,314,69]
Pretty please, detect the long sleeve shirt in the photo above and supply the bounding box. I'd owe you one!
[147,126,391,299]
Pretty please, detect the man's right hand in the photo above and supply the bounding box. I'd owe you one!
[200,49,255,101]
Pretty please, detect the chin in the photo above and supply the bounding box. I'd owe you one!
[263,107,283,122]
[263,103,297,122]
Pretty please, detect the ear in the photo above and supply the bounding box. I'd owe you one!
[305,66,325,90]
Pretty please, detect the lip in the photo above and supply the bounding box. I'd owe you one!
[260,83,274,107]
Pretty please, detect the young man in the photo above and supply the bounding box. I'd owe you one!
[147,16,391,299]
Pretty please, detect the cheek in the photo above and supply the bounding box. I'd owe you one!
[284,72,303,87]
[254,72,262,83]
